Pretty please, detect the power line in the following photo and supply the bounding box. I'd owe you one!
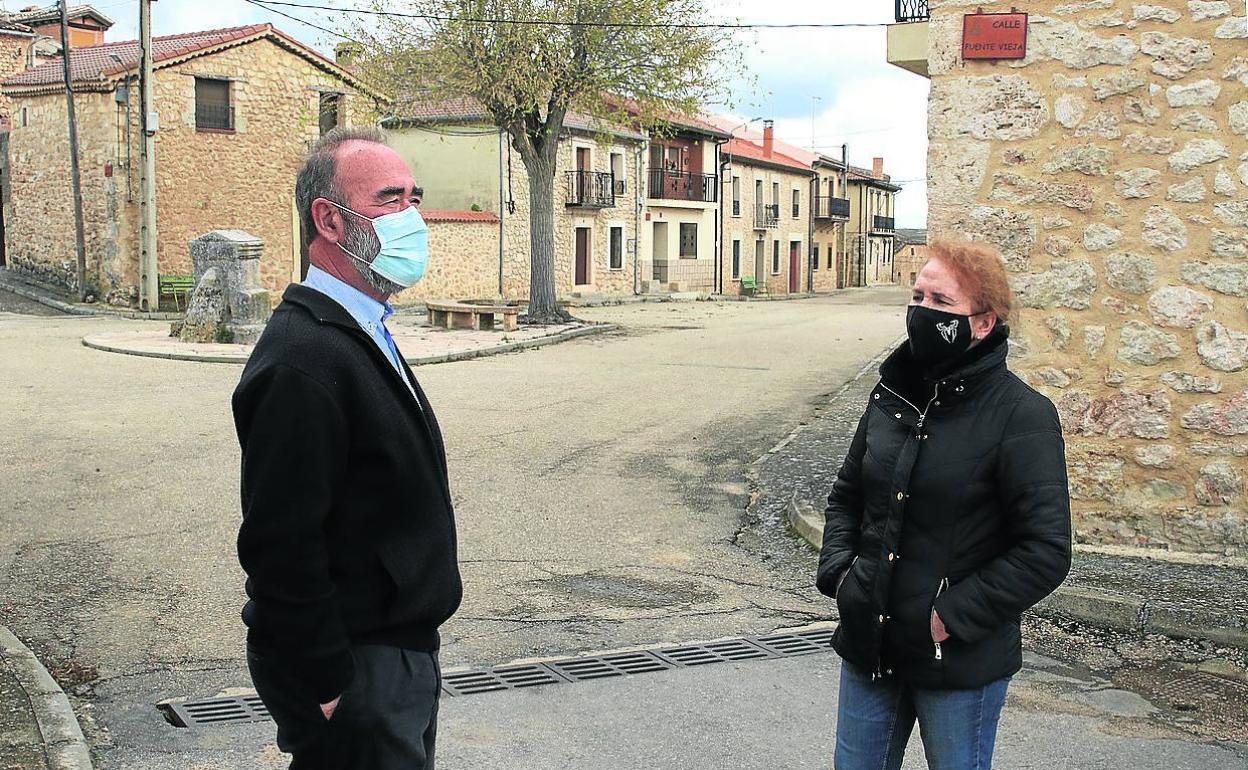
[243,0,360,40]
[245,0,890,29]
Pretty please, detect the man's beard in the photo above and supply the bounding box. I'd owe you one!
[341,216,405,296]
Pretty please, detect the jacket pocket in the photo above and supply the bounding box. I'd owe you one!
[932,577,950,661]
[835,556,860,600]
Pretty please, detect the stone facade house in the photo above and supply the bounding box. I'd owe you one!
[2,23,382,305]
[720,125,815,295]
[845,160,901,287]
[812,154,851,291]
[383,97,646,302]
[643,115,729,293]
[1,4,112,49]
[893,228,928,287]
[894,0,1247,555]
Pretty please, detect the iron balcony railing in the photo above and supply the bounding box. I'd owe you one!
[896,0,929,22]
[195,103,234,131]
[814,196,851,220]
[873,215,896,233]
[754,203,780,229]
[647,169,717,203]
[566,171,616,208]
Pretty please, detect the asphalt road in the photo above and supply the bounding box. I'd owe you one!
[1,289,908,768]
[5,288,1241,769]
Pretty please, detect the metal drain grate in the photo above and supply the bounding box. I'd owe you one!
[164,627,834,727]
[1162,671,1248,703]
[162,694,270,728]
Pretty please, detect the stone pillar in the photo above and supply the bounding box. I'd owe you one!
[926,0,1246,556]
[173,230,271,344]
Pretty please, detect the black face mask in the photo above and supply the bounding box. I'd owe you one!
[906,305,975,366]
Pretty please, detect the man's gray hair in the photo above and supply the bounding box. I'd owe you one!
[295,126,388,241]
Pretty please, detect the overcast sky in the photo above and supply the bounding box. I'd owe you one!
[60,0,929,227]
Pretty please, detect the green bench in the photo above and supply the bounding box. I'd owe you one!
[158,274,195,311]
[740,276,765,297]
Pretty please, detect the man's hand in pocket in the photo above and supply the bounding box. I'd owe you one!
[320,695,341,720]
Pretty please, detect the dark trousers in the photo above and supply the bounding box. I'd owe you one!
[248,643,441,770]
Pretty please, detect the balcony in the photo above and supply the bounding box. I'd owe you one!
[872,215,896,234]
[814,195,850,220]
[895,0,928,22]
[566,171,616,208]
[647,168,717,204]
[887,0,929,78]
[754,204,779,230]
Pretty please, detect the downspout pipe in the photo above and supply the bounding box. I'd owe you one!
[714,138,725,296]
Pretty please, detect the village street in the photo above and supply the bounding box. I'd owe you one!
[2,289,1245,769]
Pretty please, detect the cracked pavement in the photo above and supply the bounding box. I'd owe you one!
[0,290,909,768]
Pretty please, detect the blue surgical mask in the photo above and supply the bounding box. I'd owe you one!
[329,201,429,288]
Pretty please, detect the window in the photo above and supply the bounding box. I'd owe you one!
[610,152,625,195]
[609,226,624,270]
[195,77,232,131]
[679,222,697,258]
[828,243,834,269]
[319,92,340,136]
[731,176,741,217]
[731,240,741,279]
[772,181,780,205]
[19,106,27,127]
[812,245,819,271]
[792,189,800,218]
[772,240,780,274]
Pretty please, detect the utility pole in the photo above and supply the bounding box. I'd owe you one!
[839,143,848,289]
[138,0,158,311]
[58,1,87,301]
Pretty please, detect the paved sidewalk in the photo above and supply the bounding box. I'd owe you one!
[80,319,612,365]
[772,343,1248,649]
[0,626,91,770]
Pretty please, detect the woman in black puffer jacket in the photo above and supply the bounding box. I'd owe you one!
[818,239,1072,770]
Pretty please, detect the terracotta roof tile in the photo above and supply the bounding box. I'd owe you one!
[723,136,810,174]
[3,24,273,87]
[392,96,646,140]
[422,209,499,223]
[2,4,113,27]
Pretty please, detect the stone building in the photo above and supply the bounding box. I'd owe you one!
[845,159,901,287]
[720,125,815,295]
[643,114,728,293]
[812,154,851,291]
[2,24,382,305]
[1,4,112,49]
[383,97,646,302]
[893,228,928,287]
[894,0,1247,555]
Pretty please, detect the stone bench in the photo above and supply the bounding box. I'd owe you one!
[425,300,520,332]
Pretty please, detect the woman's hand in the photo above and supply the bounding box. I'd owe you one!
[931,610,951,643]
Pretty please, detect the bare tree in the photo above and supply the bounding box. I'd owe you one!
[344,0,734,324]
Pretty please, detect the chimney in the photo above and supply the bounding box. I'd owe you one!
[335,42,364,69]
[762,120,774,158]
[872,157,884,178]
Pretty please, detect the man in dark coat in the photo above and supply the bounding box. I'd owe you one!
[233,127,461,770]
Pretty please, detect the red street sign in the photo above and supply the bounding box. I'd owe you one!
[962,12,1028,60]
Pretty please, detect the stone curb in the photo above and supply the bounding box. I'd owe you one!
[0,274,181,321]
[0,625,93,770]
[784,499,1248,650]
[81,323,616,365]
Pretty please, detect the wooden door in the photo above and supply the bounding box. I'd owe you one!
[789,241,800,293]
[575,227,590,286]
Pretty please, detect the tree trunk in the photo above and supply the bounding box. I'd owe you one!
[522,152,572,325]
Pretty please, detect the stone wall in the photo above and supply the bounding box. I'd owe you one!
[895,241,929,286]
[149,37,376,301]
[4,89,132,302]
[390,217,503,303]
[720,161,810,295]
[927,0,1247,555]
[0,32,33,127]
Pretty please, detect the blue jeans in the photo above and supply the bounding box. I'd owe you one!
[834,662,1009,770]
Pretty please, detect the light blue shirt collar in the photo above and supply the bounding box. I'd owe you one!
[303,265,393,333]
[301,266,413,394]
